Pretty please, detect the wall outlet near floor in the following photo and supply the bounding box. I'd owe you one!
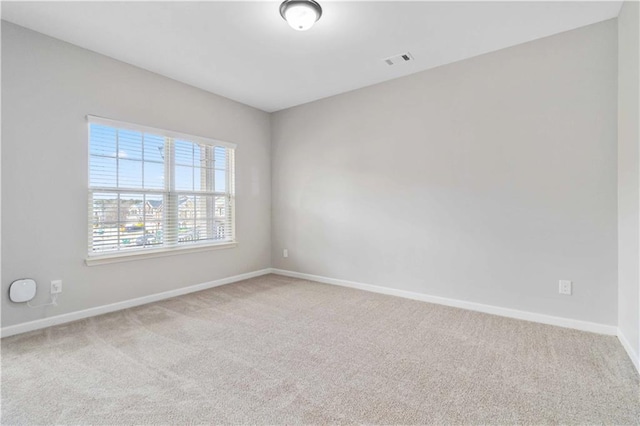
[558,280,572,295]
[51,280,63,294]
[283,249,288,258]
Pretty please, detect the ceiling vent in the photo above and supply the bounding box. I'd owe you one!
[384,52,414,66]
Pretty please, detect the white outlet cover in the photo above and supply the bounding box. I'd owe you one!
[9,279,37,303]
[559,280,572,295]
[51,280,63,294]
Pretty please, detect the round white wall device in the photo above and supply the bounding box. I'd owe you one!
[9,279,37,303]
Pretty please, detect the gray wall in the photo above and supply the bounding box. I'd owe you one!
[618,0,640,362]
[1,18,626,332]
[271,20,618,325]
[1,22,272,327]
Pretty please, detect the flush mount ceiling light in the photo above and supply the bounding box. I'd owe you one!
[280,0,323,31]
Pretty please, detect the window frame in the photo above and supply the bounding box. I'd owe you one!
[85,115,237,266]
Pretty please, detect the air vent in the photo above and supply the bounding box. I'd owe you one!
[383,52,414,66]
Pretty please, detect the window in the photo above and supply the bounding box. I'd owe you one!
[87,116,235,262]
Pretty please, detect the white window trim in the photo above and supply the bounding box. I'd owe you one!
[86,115,237,264]
[86,116,237,150]
[85,241,238,266]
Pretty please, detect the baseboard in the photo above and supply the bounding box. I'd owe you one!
[270,268,618,336]
[2,266,623,343]
[0,268,272,338]
[617,329,640,374]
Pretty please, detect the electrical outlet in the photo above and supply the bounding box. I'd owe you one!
[51,280,63,294]
[283,249,289,258]
[559,280,572,295]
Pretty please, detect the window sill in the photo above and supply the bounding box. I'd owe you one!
[85,241,238,266]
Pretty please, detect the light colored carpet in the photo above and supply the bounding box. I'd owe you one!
[2,274,639,425]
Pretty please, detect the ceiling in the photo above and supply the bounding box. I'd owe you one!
[1,1,623,112]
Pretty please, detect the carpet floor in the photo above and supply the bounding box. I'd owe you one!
[2,274,639,424]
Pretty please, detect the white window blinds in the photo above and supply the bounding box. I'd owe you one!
[88,116,235,258]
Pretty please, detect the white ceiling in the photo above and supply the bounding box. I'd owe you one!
[1,1,623,112]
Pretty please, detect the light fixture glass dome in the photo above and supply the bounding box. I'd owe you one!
[280,0,322,31]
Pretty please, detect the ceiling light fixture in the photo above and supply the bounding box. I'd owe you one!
[280,0,322,31]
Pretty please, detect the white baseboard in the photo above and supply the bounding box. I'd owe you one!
[617,329,640,374]
[2,267,625,352]
[1,268,272,338]
[270,268,618,336]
